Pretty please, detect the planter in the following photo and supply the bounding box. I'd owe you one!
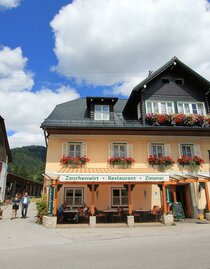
[43,216,57,228]
[163,214,174,225]
[205,212,210,221]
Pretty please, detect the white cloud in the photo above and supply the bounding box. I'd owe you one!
[0,47,34,92]
[0,0,21,9]
[0,47,80,148]
[51,0,210,96]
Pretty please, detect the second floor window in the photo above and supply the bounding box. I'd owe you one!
[146,101,174,114]
[113,143,127,158]
[180,144,194,158]
[69,143,82,157]
[150,144,165,158]
[177,102,205,115]
[94,105,110,120]
[62,142,85,157]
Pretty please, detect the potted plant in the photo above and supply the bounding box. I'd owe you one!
[60,156,90,168]
[177,155,204,167]
[148,155,174,168]
[36,195,48,224]
[108,157,135,168]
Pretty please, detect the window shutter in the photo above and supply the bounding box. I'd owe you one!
[137,103,141,120]
[178,144,182,157]
[81,142,86,156]
[108,143,113,158]
[62,142,69,157]
[148,143,152,156]
[194,144,201,157]
[127,144,133,158]
[164,144,171,157]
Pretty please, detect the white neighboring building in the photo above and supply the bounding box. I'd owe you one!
[0,116,12,201]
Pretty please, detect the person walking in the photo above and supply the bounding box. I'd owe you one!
[11,194,20,220]
[21,192,30,218]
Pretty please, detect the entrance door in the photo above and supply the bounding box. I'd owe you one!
[176,184,191,218]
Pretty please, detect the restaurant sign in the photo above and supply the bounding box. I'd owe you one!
[59,174,169,182]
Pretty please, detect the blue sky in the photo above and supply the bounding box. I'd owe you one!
[0,0,73,92]
[0,0,210,148]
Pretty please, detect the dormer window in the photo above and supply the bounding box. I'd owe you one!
[94,105,110,120]
[175,78,184,85]
[146,101,174,114]
[177,102,205,115]
[162,78,170,84]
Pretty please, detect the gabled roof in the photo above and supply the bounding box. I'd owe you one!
[0,116,12,163]
[41,98,134,129]
[134,56,210,92]
[123,56,210,113]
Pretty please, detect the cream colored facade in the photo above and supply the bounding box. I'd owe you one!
[45,134,210,213]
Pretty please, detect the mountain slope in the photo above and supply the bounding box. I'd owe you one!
[8,146,46,182]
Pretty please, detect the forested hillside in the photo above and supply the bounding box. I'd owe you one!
[8,146,46,182]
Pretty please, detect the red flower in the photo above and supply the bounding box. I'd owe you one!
[108,157,135,166]
[148,155,174,166]
[60,156,90,166]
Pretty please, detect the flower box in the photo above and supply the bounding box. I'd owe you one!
[177,155,204,167]
[148,155,175,167]
[145,113,210,127]
[108,157,135,168]
[60,156,90,168]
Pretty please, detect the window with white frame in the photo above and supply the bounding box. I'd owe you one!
[94,105,110,120]
[65,188,83,207]
[62,142,85,157]
[112,188,128,207]
[177,102,205,115]
[113,143,127,158]
[180,144,194,158]
[150,143,165,157]
[146,101,174,114]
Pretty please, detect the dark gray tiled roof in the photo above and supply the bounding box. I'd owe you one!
[41,98,142,129]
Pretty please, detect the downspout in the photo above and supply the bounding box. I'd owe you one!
[44,129,48,148]
[205,88,210,114]
[141,85,146,125]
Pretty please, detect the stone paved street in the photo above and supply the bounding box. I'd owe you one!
[1,202,210,269]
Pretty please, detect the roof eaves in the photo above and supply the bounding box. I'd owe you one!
[0,116,12,163]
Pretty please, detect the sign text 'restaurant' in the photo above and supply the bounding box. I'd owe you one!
[59,174,169,182]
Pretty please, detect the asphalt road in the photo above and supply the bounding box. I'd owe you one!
[0,203,210,269]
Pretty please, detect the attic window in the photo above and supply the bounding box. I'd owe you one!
[94,105,110,120]
[162,78,170,84]
[175,78,184,85]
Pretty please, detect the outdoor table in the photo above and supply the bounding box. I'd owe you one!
[102,209,118,223]
[63,209,79,223]
[135,210,151,222]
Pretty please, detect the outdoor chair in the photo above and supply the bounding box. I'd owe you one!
[151,205,162,222]
[95,208,106,223]
[132,210,141,222]
[112,207,123,223]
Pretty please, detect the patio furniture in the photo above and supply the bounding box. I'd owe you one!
[135,210,151,222]
[112,207,124,223]
[132,210,141,222]
[95,208,106,223]
[63,209,79,224]
[102,209,118,223]
[151,206,162,222]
